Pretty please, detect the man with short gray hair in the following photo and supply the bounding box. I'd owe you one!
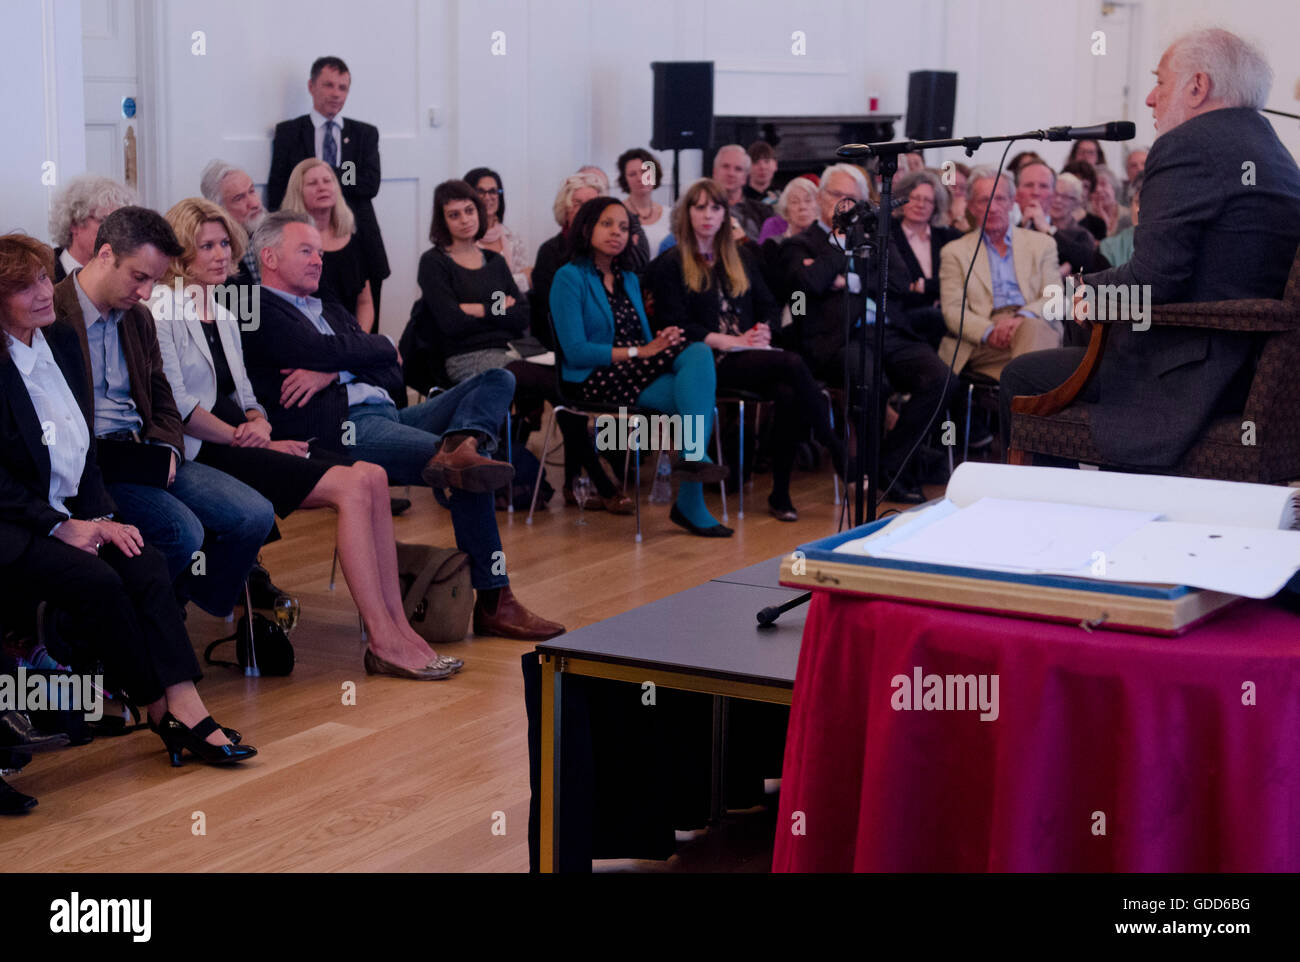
[47,175,137,282]
[1000,28,1300,469]
[201,160,265,285]
[712,144,772,241]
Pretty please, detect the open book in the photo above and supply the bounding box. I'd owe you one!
[834,463,1300,599]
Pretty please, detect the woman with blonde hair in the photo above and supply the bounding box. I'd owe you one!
[646,179,844,521]
[151,198,463,681]
[280,158,375,331]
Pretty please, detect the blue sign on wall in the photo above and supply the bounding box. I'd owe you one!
[122,97,136,119]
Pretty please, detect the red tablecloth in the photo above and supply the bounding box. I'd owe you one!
[773,594,1300,872]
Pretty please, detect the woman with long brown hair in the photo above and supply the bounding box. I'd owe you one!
[647,178,845,521]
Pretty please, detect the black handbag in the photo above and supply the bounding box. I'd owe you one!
[204,612,295,676]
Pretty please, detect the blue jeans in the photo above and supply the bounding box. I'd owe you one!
[346,368,514,590]
[109,459,276,617]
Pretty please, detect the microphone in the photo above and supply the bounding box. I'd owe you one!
[1043,121,1136,142]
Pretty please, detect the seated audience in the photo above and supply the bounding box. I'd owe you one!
[1001,28,1300,469]
[154,198,461,680]
[782,164,953,502]
[938,166,1062,381]
[0,235,256,766]
[647,179,844,521]
[757,175,820,245]
[551,197,732,536]
[413,181,632,513]
[617,148,671,257]
[1089,164,1124,238]
[53,207,274,617]
[242,212,565,640]
[201,160,266,285]
[1120,146,1149,206]
[1060,161,1108,241]
[280,158,375,332]
[891,169,962,347]
[1099,172,1141,267]
[464,166,531,293]
[944,161,973,231]
[1007,151,1045,177]
[1066,137,1107,169]
[47,176,137,282]
[1047,171,1100,245]
[712,144,772,241]
[1015,160,1103,276]
[579,165,650,268]
[530,172,605,347]
[417,180,529,383]
[745,141,779,205]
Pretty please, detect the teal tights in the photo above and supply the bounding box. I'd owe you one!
[637,342,719,530]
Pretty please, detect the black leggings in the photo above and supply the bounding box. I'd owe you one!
[715,348,844,505]
[507,360,619,498]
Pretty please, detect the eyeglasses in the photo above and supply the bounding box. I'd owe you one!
[476,187,503,197]
[823,188,860,203]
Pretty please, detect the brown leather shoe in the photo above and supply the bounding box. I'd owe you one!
[601,492,635,514]
[473,586,566,641]
[421,434,515,493]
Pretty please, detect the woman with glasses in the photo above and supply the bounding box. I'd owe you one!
[890,169,962,348]
[464,167,531,293]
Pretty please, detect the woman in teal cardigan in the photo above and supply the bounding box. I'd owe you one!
[550,197,731,537]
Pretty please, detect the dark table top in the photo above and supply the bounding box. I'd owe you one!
[711,556,791,591]
[537,580,807,686]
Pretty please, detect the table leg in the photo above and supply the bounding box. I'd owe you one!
[710,694,730,825]
[539,653,562,873]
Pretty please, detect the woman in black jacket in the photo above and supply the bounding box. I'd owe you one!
[647,178,844,521]
[410,180,632,512]
[890,169,962,348]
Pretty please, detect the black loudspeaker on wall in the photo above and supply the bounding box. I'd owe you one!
[650,61,714,150]
[906,70,958,140]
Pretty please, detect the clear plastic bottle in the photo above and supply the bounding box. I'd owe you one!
[649,449,673,503]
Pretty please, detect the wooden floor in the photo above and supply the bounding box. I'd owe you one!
[0,445,938,873]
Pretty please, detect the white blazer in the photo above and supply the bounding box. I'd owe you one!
[151,283,266,461]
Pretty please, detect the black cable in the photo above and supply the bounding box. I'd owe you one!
[873,139,1017,507]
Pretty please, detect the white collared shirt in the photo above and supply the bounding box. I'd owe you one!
[7,328,90,520]
[58,247,81,278]
[310,109,344,163]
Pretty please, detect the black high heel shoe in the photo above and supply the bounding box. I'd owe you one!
[155,713,257,767]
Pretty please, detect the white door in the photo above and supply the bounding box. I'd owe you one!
[81,0,149,199]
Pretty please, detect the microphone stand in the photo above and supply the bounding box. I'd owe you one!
[757,127,1067,628]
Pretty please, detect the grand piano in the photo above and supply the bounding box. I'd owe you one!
[709,114,903,185]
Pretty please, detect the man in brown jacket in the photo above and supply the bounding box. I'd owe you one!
[54,207,274,616]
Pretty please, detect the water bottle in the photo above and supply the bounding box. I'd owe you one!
[649,449,673,503]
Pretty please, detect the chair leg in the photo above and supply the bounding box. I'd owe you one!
[358,611,367,641]
[714,407,728,523]
[505,410,514,514]
[242,580,260,677]
[526,408,559,525]
[737,400,745,520]
[633,415,643,543]
[825,389,841,505]
[329,545,339,590]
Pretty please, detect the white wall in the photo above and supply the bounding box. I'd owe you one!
[0,0,85,249]
[3,0,1298,337]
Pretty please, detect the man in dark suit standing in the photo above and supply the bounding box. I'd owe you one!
[266,56,390,321]
[1000,28,1300,469]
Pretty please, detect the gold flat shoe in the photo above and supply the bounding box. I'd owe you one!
[364,648,454,680]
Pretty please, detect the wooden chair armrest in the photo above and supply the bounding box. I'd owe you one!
[1010,323,1109,418]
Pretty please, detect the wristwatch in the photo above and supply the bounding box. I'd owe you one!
[627,346,639,359]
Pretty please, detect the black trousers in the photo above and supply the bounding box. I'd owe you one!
[507,360,619,499]
[811,326,955,479]
[997,347,1091,457]
[0,537,200,705]
[715,348,844,504]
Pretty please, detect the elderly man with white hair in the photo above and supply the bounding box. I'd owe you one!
[999,27,1300,469]
[712,144,773,241]
[937,165,1062,381]
[200,160,265,285]
[48,175,137,281]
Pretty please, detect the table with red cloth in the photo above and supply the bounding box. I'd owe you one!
[772,593,1300,872]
